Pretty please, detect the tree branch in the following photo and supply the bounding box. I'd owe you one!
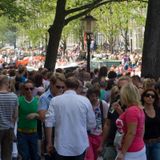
[135,0,148,3]
[65,0,147,25]
[65,0,104,15]
[65,8,92,25]
[65,0,148,16]
[65,0,120,25]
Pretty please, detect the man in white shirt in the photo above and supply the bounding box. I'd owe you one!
[45,77,96,160]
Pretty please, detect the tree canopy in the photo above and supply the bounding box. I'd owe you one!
[0,0,149,73]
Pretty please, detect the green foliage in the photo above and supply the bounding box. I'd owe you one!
[3,0,56,47]
[0,16,17,47]
[66,0,93,9]
[92,1,147,51]
[0,0,29,22]
[62,19,82,44]
[0,0,147,48]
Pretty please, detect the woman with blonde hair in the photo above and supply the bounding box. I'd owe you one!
[115,83,146,160]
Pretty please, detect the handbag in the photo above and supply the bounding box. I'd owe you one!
[113,130,124,148]
[114,117,124,149]
[97,156,103,160]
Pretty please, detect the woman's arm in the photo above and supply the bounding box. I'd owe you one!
[97,119,111,154]
[121,122,137,153]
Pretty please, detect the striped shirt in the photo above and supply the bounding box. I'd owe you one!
[0,92,18,129]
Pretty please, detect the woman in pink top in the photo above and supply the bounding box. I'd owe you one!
[115,83,146,160]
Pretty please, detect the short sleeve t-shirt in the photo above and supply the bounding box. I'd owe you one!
[117,106,145,152]
[90,100,109,135]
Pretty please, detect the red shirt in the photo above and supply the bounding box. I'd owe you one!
[117,106,145,152]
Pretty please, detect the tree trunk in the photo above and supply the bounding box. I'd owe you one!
[141,0,160,79]
[44,0,66,71]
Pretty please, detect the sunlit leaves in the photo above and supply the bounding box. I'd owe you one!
[66,0,93,9]
[91,1,147,50]
[0,0,147,48]
[0,16,17,46]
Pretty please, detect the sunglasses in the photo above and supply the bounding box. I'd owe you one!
[56,85,65,89]
[25,87,34,91]
[145,93,155,99]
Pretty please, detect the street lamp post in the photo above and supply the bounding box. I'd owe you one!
[81,15,97,72]
[86,33,91,73]
[130,38,133,53]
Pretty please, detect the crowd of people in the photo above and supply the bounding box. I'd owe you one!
[0,46,142,76]
[0,46,82,70]
[0,63,160,160]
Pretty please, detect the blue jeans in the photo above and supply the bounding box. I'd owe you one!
[17,131,40,160]
[146,142,160,160]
